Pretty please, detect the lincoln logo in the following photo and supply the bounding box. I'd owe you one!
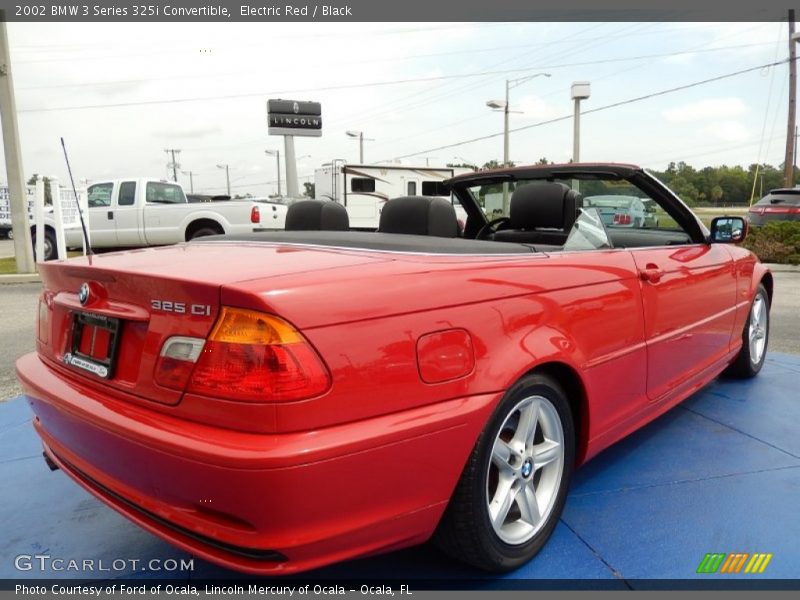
[78,283,90,305]
[293,102,299,114]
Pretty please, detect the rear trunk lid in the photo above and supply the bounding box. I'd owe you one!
[36,244,389,406]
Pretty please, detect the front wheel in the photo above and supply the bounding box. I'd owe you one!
[32,228,57,261]
[724,283,769,378]
[434,373,575,572]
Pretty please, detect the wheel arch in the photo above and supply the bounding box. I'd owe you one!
[760,271,774,307]
[185,218,225,241]
[518,361,590,466]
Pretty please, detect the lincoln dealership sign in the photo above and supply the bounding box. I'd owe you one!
[267,99,322,137]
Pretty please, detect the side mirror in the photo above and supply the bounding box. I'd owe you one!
[710,216,747,244]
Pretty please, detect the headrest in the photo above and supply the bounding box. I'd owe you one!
[285,200,349,231]
[508,182,570,229]
[378,196,459,238]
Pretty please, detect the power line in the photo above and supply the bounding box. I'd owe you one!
[387,58,795,161]
[18,42,779,115]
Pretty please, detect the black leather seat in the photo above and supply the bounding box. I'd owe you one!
[492,182,582,245]
[378,196,459,238]
[285,200,349,231]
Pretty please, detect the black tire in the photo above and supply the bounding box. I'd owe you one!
[723,283,769,378]
[188,226,222,240]
[434,373,575,572]
[32,228,57,261]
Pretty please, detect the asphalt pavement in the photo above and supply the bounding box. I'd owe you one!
[1,271,798,401]
[0,238,14,259]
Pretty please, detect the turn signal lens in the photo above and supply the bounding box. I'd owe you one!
[250,206,260,224]
[188,308,330,402]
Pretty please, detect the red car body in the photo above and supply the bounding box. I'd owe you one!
[16,164,772,574]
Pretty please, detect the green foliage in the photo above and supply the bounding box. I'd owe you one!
[648,161,795,207]
[26,174,52,205]
[744,221,800,265]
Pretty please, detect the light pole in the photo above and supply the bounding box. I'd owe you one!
[486,72,551,214]
[216,164,230,196]
[571,81,591,194]
[486,72,551,168]
[571,81,591,165]
[265,150,281,196]
[346,130,373,163]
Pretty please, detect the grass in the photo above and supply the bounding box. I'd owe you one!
[0,257,19,275]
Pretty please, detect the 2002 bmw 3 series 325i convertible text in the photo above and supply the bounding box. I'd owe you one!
[17,164,771,574]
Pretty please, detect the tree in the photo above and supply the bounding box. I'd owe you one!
[303,182,315,197]
[446,162,477,171]
[26,174,52,204]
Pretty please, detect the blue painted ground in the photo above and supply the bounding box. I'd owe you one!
[2,354,798,588]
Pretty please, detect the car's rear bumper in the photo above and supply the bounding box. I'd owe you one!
[16,352,497,574]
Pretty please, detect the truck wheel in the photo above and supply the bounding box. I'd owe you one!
[31,228,57,261]
[6,230,12,240]
[433,373,575,572]
[188,226,222,240]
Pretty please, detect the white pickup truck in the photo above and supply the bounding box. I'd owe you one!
[38,178,287,260]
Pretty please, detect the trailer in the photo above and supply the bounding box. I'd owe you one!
[314,162,472,229]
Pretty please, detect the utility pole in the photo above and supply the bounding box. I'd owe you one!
[265,150,281,196]
[181,171,195,193]
[216,164,230,196]
[164,148,181,182]
[0,15,34,273]
[784,10,796,187]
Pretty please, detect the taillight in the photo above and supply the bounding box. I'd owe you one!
[613,213,632,225]
[155,336,205,391]
[250,205,260,224]
[186,308,330,402]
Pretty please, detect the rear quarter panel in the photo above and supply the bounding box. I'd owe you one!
[219,250,648,462]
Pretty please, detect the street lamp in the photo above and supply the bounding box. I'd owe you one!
[346,130,372,163]
[487,72,551,214]
[486,72,551,168]
[216,164,230,196]
[265,150,281,196]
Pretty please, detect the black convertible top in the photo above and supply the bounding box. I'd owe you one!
[193,230,546,254]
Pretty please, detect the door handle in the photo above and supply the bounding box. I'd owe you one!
[107,211,113,220]
[639,263,664,284]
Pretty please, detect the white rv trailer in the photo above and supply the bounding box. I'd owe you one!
[314,162,472,229]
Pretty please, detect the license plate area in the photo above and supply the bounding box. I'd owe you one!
[65,312,121,379]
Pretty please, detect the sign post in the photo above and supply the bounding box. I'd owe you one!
[267,99,322,199]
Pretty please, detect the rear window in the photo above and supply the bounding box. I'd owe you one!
[584,196,634,209]
[146,182,186,204]
[756,191,800,206]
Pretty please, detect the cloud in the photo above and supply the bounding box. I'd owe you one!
[662,98,748,122]
[516,95,559,121]
[700,120,749,143]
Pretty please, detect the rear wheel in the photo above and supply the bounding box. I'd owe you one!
[188,225,222,240]
[434,373,575,572]
[724,283,769,378]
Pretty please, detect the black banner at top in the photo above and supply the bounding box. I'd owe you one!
[0,0,795,22]
[267,99,322,117]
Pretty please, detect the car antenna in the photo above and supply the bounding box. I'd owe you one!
[60,137,93,255]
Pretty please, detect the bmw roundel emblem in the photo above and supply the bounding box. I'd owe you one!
[78,283,90,305]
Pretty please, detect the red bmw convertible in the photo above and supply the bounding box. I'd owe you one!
[16,164,771,574]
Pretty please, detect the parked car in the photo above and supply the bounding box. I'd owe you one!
[16,163,771,575]
[35,178,287,261]
[583,194,648,227]
[747,188,800,226]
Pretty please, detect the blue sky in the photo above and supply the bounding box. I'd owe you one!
[2,21,794,196]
